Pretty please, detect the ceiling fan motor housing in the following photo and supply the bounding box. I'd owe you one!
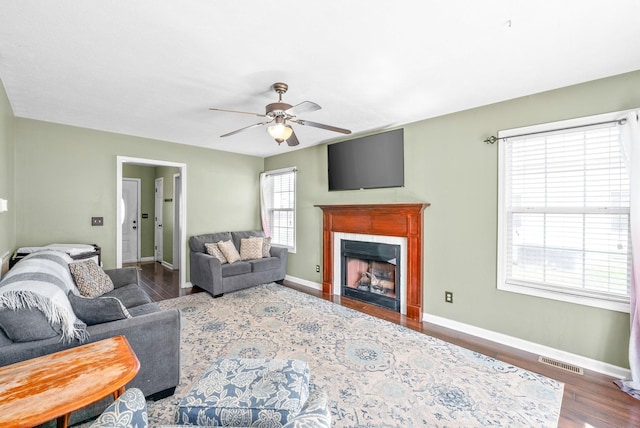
[266,102,293,117]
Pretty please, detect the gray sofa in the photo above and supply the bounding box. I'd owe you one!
[0,250,181,425]
[190,230,287,297]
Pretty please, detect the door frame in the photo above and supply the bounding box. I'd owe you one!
[122,177,141,263]
[154,177,164,264]
[116,156,188,288]
[173,172,181,272]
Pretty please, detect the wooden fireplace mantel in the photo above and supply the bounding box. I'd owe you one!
[315,203,429,321]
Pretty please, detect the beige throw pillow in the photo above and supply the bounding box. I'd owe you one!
[205,242,228,264]
[251,235,271,257]
[217,240,241,264]
[69,259,115,298]
[241,237,264,260]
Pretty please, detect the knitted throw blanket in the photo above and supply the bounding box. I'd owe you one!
[0,250,87,342]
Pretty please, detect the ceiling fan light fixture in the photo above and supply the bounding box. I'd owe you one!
[267,122,293,141]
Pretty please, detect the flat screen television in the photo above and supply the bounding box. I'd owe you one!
[328,128,404,191]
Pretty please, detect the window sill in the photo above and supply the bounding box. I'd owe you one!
[498,281,630,313]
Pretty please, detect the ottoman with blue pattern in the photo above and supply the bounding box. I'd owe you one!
[176,358,310,427]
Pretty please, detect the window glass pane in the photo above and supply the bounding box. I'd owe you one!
[501,120,630,305]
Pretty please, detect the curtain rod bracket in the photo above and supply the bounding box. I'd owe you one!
[484,136,499,145]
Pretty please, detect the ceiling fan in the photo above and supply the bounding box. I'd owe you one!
[209,82,351,146]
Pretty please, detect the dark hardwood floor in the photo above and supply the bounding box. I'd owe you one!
[132,261,640,427]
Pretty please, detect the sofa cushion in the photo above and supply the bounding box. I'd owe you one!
[240,237,264,260]
[103,283,153,308]
[67,292,131,326]
[221,261,252,277]
[205,242,228,264]
[69,260,114,298]
[0,307,61,342]
[190,232,232,253]
[127,302,161,317]
[231,230,264,252]
[218,240,241,264]
[251,257,281,273]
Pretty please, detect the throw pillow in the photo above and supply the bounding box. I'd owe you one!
[252,236,271,257]
[0,307,61,342]
[69,260,115,298]
[217,240,241,264]
[240,237,264,260]
[205,242,228,264]
[67,292,131,326]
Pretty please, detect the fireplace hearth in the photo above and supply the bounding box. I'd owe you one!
[341,240,401,311]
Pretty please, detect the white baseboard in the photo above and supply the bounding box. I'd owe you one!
[182,281,193,289]
[161,261,174,270]
[140,256,155,262]
[423,312,631,380]
[285,275,322,291]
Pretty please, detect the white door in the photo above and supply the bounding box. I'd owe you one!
[155,177,164,263]
[122,179,140,263]
[173,173,181,271]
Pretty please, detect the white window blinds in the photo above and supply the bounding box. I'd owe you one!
[498,118,631,309]
[260,167,296,250]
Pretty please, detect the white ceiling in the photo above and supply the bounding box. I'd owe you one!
[1,1,639,158]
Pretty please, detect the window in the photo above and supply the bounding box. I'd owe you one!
[260,167,296,251]
[497,113,631,312]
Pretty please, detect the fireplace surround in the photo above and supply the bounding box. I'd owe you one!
[316,203,429,321]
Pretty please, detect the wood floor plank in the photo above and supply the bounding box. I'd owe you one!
[133,262,640,427]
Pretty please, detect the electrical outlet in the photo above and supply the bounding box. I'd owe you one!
[315,264,320,273]
[91,217,104,226]
[445,291,453,303]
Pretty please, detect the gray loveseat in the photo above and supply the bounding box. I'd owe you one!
[189,230,287,297]
[0,250,181,425]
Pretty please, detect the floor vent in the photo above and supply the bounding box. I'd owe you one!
[538,356,584,375]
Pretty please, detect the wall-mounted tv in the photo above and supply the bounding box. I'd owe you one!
[328,128,404,191]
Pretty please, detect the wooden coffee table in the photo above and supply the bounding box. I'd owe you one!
[0,335,140,428]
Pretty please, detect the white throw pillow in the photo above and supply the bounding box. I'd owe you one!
[217,240,241,264]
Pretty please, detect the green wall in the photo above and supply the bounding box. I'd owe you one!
[265,70,640,368]
[0,80,15,264]
[14,119,264,270]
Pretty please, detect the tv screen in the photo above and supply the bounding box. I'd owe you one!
[328,128,404,191]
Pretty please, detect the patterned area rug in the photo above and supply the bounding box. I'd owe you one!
[149,284,563,427]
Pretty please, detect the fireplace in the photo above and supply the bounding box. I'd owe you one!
[341,240,401,311]
[316,203,429,321]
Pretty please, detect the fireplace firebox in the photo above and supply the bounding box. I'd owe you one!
[341,239,401,311]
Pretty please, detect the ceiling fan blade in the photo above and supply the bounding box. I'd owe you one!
[291,119,351,134]
[209,107,267,117]
[285,101,321,117]
[220,121,270,138]
[286,129,300,146]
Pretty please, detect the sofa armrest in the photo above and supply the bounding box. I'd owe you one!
[190,251,223,295]
[283,387,331,428]
[90,388,148,428]
[269,246,288,277]
[104,267,140,289]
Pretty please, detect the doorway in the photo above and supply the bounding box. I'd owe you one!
[121,178,140,263]
[116,156,188,288]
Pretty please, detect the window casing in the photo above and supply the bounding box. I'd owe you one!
[497,112,631,312]
[262,167,296,251]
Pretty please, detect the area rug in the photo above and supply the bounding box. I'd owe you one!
[149,284,563,427]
